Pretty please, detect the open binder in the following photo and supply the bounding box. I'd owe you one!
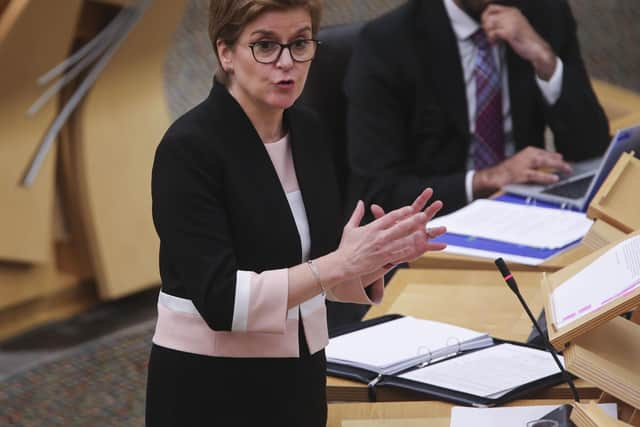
[326,314,566,407]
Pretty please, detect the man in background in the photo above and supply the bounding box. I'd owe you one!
[345,0,610,214]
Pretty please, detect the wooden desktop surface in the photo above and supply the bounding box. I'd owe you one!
[326,269,601,402]
[328,399,573,427]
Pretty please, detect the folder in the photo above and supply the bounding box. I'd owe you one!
[430,197,591,265]
[326,315,566,406]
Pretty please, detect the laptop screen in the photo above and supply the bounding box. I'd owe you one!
[583,125,640,206]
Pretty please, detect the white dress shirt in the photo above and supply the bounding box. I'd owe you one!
[442,0,564,201]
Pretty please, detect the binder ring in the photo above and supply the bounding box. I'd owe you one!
[446,336,462,355]
[416,346,432,368]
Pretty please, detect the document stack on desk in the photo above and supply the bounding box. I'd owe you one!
[326,315,567,406]
[428,199,593,265]
[449,403,619,427]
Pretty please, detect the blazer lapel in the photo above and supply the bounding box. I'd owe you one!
[415,0,469,138]
[207,83,302,264]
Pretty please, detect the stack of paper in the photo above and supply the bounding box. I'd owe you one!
[450,403,618,427]
[325,316,492,375]
[429,199,593,265]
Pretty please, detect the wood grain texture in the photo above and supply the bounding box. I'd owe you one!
[73,0,186,298]
[0,0,82,263]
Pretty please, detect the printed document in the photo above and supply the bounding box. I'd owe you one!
[450,403,617,427]
[399,343,563,398]
[552,235,640,328]
[429,199,592,249]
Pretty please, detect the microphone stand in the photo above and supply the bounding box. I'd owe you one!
[494,257,580,402]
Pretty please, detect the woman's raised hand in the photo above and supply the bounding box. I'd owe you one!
[335,188,447,279]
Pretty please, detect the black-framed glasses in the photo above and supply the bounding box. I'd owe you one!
[247,39,321,64]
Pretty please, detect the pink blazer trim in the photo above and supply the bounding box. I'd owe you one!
[153,303,302,357]
[246,269,289,334]
[328,277,384,305]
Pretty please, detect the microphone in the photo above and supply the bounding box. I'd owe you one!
[494,257,580,402]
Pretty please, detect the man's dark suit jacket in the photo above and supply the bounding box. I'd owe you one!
[344,0,610,214]
[152,82,342,331]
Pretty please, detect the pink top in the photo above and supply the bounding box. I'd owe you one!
[153,135,384,358]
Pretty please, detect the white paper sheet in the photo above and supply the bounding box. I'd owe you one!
[552,235,640,328]
[325,316,490,374]
[429,199,592,249]
[399,343,563,398]
[450,403,618,427]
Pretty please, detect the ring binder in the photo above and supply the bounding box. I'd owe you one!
[367,373,383,402]
[326,315,567,406]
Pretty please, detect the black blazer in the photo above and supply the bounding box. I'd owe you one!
[344,0,610,214]
[151,82,341,331]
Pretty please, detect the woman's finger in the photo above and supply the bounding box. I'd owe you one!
[368,205,414,231]
[411,188,433,213]
[345,200,364,229]
[371,204,385,220]
[423,200,444,222]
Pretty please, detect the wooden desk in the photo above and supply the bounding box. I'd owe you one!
[328,399,572,427]
[326,269,601,402]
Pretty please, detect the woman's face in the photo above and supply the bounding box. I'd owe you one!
[218,7,314,113]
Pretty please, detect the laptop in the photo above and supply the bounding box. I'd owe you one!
[503,124,640,211]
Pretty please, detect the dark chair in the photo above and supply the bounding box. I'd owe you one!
[298,22,370,333]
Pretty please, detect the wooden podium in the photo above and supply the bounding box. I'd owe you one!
[541,222,640,425]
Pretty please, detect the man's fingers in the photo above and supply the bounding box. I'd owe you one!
[523,170,561,185]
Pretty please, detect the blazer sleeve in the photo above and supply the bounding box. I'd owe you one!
[327,277,384,305]
[345,27,468,214]
[152,132,288,334]
[543,0,610,160]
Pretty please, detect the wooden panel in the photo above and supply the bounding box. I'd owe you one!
[592,79,640,133]
[73,0,187,298]
[0,279,98,340]
[0,241,91,311]
[0,0,83,263]
[366,269,544,342]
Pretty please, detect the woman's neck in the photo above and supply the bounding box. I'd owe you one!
[227,85,285,144]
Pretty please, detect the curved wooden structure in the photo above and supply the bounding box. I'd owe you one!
[0,0,82,263]
[73,0,187,298]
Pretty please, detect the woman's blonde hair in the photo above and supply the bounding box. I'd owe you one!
[209,0,323,83]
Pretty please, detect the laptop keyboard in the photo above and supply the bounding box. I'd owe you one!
[540,175,593,199]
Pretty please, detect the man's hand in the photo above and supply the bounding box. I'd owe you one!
[473,146,572,197]
[481,4,557,81]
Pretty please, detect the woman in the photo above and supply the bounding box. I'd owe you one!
[146,1,446,425]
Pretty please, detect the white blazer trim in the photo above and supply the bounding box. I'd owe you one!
[231,270,252,331]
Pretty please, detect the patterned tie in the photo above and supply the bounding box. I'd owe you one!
[471,29,505,169]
